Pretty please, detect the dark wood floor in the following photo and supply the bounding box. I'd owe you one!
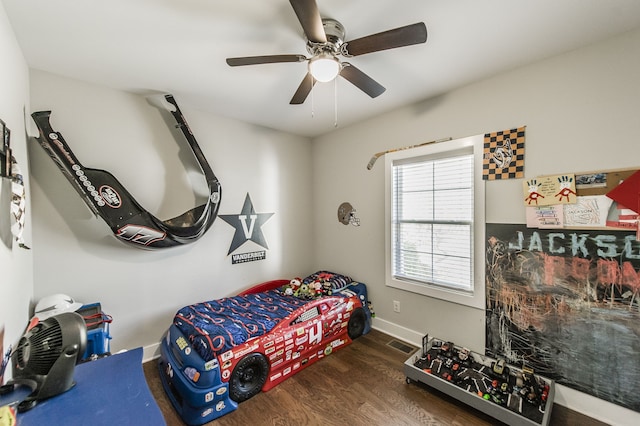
[143,329,607,426]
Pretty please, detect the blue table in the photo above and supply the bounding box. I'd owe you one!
[1,348,165,425]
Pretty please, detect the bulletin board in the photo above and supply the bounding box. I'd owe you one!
[485,223,640,412]
[525,168,640,230]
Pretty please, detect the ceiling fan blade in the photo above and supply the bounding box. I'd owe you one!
[226,55,307,66]
[289,0,327,43]
[340,63,386,98]
[290,73,316,104]
[341,22,427,57]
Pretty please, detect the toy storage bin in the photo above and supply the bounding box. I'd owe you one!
[77,303,112,360]
[404,334,554,426]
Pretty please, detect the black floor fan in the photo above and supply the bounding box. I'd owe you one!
[0,312,87,412]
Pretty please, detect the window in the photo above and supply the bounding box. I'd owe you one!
[385,136,485,309]
[392,153,474,290]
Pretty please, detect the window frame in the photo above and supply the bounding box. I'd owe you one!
[384,135,486,309]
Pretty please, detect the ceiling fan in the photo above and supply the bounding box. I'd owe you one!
[226,0,428,105]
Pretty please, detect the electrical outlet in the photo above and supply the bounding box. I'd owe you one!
[393,300,400,313]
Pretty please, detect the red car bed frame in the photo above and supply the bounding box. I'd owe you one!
[158,279,372,425]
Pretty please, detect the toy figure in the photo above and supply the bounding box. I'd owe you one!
[297,283,311,299]
[290,278,302,296]
[310,281,323,297]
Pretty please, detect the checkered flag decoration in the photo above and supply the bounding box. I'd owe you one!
[10,156,30,249]
[482,126,525,180]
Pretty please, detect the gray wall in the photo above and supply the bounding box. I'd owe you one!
[311,28,640,426]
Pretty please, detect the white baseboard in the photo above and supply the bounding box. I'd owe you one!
[142,342,161,363]
[370,316,423,347]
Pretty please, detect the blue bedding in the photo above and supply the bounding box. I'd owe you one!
[173,271,356,363]
[173,289,306,362]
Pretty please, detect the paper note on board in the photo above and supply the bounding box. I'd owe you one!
[563,195,613,227]
[523,174,577,206]
[605,201,639,230]
[526,205,564,228]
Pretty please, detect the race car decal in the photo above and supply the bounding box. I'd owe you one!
[308,322,322,346]
[31,94,222,249]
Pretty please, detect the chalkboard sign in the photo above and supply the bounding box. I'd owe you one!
[486,223,640,412]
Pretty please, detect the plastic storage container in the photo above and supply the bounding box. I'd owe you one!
[77,303,112,360]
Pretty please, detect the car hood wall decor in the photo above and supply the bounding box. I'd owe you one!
[31,95,222,249]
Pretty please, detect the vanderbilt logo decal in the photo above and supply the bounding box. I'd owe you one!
[220,193,274,262]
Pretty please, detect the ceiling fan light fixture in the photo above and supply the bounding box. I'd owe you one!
[309,54,341,82]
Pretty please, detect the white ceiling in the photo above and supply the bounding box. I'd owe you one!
[4,0,640,138]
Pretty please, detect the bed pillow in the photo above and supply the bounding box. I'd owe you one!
[301,270,353,291]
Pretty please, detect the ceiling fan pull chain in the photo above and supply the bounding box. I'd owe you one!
[311,76,315,118]
[334,78,338,127]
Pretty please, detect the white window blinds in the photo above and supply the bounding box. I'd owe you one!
[391,153,474,292]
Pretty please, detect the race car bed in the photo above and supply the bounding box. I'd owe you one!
[158,271,372,425]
